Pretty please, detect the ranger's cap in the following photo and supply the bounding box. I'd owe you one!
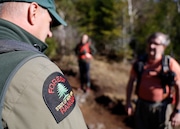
[0,0,67,27]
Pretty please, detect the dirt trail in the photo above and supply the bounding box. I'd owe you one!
[69,76,133,129]
[53,55,135,129]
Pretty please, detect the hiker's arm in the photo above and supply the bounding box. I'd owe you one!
[90,44,96,55]
[170,58,180,111]
[125,72,136,116]
[169,58,180,127]
[170,80,180,127]
[174,81,180,112]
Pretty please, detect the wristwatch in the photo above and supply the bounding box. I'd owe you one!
[174,108,180,113]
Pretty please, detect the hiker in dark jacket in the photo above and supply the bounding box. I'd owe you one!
[75,34,96,93]
[125,32,180,129]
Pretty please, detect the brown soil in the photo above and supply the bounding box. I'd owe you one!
[52,55,135,129]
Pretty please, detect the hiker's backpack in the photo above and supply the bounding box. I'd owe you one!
[0,40,47,129]
[133,54,176,96]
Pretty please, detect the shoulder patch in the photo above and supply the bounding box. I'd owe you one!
[43,72,76,123]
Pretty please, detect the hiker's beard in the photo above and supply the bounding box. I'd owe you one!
[149,50,162,60]
[148,49,156,57]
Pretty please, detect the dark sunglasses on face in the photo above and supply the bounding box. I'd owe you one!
[148,41,162,46]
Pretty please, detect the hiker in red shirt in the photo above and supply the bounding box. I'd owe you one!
[125,32,180,129]
[75,34,96,93]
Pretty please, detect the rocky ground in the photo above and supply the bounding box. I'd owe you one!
[52,55,136,129]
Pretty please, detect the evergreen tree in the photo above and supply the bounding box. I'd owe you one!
[57,83,69,99]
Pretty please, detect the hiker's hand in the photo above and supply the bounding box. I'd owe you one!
[85,53,92,59]
[170,112,180,127]
[125,104,133,116]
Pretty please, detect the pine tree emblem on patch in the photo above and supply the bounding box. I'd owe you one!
[43,72,76,123]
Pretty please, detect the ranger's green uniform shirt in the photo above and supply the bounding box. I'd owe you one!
[0,19,87,129]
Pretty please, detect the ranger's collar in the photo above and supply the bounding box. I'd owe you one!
[0,19,48,52]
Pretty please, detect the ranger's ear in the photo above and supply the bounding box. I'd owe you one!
[27,2,39,25]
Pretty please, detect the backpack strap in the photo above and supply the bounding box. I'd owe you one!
[162,55,170,73]
[161,55,177,94]
[133,55,147,95]
[161,55,170,93]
